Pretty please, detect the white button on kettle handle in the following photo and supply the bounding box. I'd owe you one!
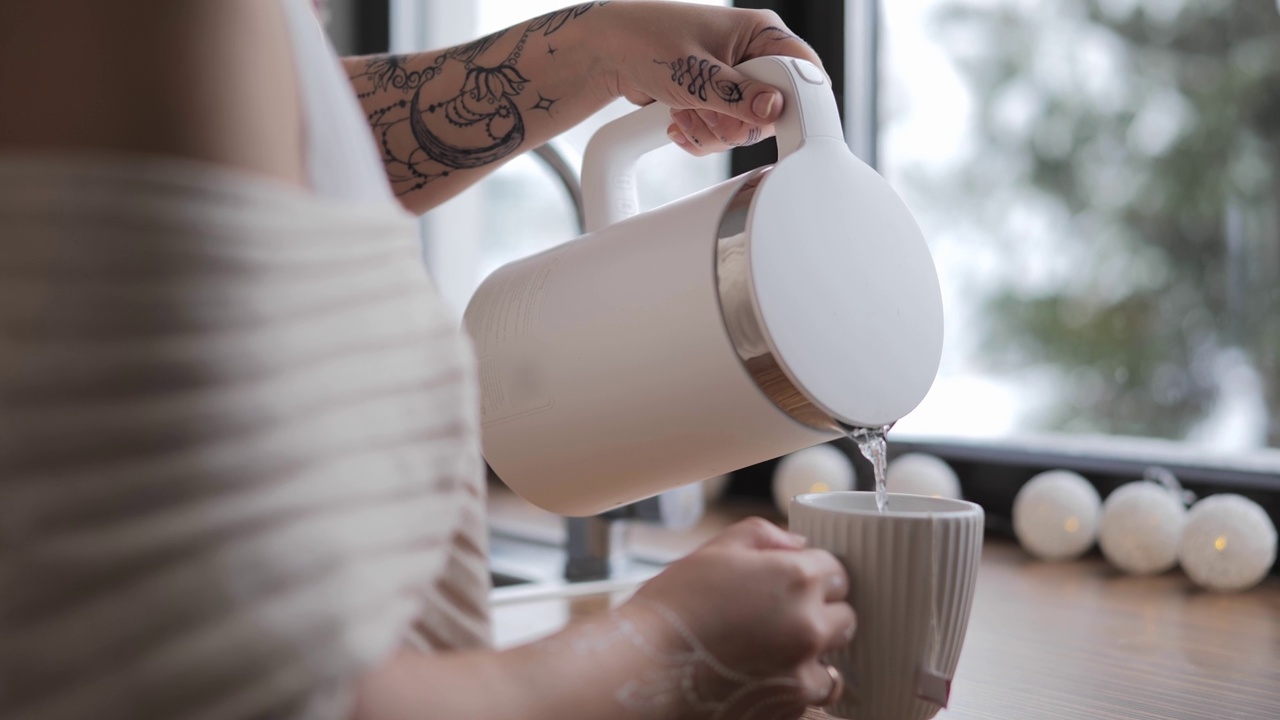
[790,57,829,85]
[582,56,847,233]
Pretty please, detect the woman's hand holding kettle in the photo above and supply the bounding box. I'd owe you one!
[580,1,825,155]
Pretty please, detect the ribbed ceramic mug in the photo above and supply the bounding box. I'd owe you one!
[790,492,984,720]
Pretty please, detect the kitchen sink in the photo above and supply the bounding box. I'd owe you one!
[490,569,534,588]
[488,530,667,606]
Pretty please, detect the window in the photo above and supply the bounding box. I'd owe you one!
[368,0,1278,552]
[882,0,1280,458]
[386,0,1280,469]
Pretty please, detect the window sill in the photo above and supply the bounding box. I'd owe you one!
[725,432,1280,576]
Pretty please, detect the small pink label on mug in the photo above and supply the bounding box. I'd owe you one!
[917,669,952,708]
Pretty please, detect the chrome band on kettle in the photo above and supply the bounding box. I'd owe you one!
[715,168,843,434]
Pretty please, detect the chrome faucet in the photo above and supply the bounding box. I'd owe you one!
[532,140,586,234]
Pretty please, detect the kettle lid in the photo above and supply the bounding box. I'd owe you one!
[745,140,944,428]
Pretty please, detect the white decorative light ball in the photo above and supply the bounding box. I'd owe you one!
[1013,470,1101,561]
[886,453,962,499]
[655,483,707,531]
[772,444,856,516]
[1098,482,1187,575]
[1178,494,1277,592]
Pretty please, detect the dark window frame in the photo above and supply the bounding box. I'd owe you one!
[327,0,391,56]
[352,0,390,56]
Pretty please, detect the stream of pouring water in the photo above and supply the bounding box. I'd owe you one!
[849,425,893,512]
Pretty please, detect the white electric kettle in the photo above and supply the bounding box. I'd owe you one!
[464,56,943,517]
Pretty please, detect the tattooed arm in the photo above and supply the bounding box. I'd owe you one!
[344,3,611,213]
[344,1,823,215]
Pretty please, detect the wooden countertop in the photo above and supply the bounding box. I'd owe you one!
[489,490,1280,719]
[908,540,1278,719]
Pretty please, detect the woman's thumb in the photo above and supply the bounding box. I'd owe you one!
[664,56,784,125]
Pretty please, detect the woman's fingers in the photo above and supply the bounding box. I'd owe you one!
[668,108,767,155]
[695,109,749,143]
[797,659,845,707]
[778,547,850,602]
[695,108,722,132]
[665,123,693,151]
[671,109,712,154]
[821,601,857,653]
[707,114,748,146]
[707,516,807,551]
[825,571,850,604]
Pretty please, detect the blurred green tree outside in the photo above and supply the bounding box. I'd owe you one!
[925,0,1280,446]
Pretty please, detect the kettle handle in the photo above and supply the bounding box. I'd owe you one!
[581,56,844,232]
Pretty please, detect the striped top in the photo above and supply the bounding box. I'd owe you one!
[277,0,494,658]
[0,159,488,718]
[1,4,492,718]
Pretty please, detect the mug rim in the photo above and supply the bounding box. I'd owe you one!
[792,491,981,518]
